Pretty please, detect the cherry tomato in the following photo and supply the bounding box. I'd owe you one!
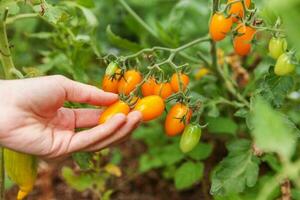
[170,73,190,92]
[209,13,233,42]
[102,75,119,93]
[99,100,130,124]
[228,0,251,22]
[165,103,192,136]
[180,124,202,153]
[233,24,256,56]
[269,37,288,59]
[134,95,165,121]
[274,53,295,76]
[141,77,157,96]
[153,82,173,99]
[118,70,142,95]
[105,62,119,76]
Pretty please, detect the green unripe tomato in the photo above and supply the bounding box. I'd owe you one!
[179,124,201,153]
[105,62,119,76]
[274,53,295,76]
[268,37,287,59]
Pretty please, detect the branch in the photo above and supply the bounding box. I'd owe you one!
[5,13,39,25]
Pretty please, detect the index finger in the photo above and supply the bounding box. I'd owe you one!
[57,76,118,106]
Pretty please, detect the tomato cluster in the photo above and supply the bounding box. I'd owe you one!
[100,62,201,152]
[268,36,295,76]
[209,0,256,56]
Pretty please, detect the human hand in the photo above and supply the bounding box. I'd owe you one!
[0,75,142,159]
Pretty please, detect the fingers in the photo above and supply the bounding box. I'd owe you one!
[84,111,142,152]
[67,114,126,153]
[72,108,103,128]
[55,75,118,106]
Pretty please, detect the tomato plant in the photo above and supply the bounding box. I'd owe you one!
[165,103,192,136]
[99,100,130,124]
[1,0,300,199]
[269,36,288,59]
[134,95,165,121]
[228,0,251,22]
[274,53,296,76]
[141,77,157,96]
[153,82,173,99]
[179,124,202,153]
[118,70,142,95]
[209,13,233,41]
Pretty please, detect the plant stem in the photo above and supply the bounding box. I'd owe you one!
[118,0,202,63]
[5,13,39,25]
[0,7,25,199]
[257,160,300,200]
[118,0,159,41]
[0,9,15,79]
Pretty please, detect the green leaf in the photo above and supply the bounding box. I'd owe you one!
[106,25,143,52]
[0,0,20,15]
[62,167,94,191]
[206,117,238,135]
[175,161,204,190]
[76,0,95,8]
[234,108,249,118]
[72,152,93,169]
[78,6,98,27]
[27,32,53,39]
[139,143,184,173]
[36,4,66,24]
[250,96,297,159]
[259,70,294,107]
[210,139,260,195]
[261,154,281,172]
[110,148,122,165]
[139,154,164,173]
[186,142,213,161]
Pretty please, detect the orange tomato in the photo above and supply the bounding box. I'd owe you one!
[170,73,190,92]
[233,24,256,56]
[165,103,192,136]
[153,82,173,99]
[118,70,142,95]
[209,13,233,41]
[99,100,130,124]
[228,0,251,22]
[102,75,119,93]
[141,77,157,96]
[133,95,165,121]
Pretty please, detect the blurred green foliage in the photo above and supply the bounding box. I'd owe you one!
[1,0,300,199]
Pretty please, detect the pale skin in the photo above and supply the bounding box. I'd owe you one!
[0,75,142,159]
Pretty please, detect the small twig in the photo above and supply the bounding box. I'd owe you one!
[281,179,291,200]
[6,13,39,24]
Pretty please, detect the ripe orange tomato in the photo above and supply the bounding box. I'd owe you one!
[141,77,157,96]
[99,100,130,124]
[209,13,233,41]
[165,103,192,136]
[153,82,173,99]
[233,24,256,56]
[102,75,119,93]
[228,0,251,22]
[118,70,142,95]
[170,73,190,92]
[133,95,165,121]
